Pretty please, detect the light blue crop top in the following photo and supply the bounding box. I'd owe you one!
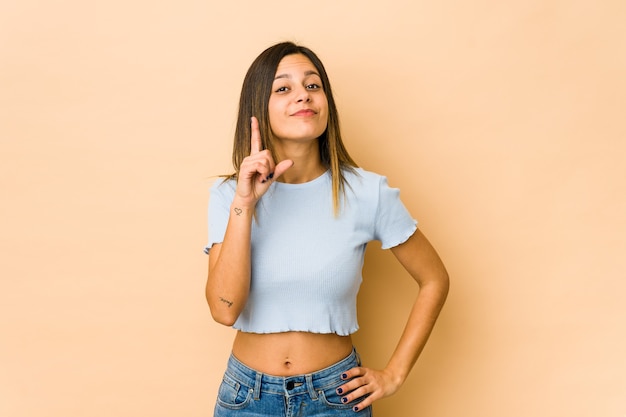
[204,168,417,335]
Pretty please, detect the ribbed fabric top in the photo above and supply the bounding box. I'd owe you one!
[204,168,417,335]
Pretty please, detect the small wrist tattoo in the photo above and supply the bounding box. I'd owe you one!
[233,207,242,216]
[219,297,233,308]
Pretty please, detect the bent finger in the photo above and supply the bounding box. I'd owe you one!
[351,396,375,414]
[343,385,378,413]
[271,159,294,181]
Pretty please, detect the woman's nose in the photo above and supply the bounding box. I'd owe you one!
[296,88,311,103]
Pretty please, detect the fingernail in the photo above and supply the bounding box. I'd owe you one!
[341,373,348,379]
[336,388,343,394]
[353,406,359,412]
[342,397,348,403]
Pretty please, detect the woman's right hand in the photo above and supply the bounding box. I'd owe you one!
[235,116,293,207]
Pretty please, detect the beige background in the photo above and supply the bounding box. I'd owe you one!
[1,0,625,416]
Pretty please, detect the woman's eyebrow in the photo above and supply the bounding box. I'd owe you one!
[274,70,320,80]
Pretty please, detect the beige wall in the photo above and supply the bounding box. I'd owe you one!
[1,1,625,416]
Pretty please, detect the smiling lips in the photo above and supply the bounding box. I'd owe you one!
[291,109,317,117]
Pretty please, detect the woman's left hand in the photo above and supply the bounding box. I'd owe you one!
[336,366,403,412]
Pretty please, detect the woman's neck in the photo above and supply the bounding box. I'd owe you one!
[274,140,326,184]
[279,161,327,184]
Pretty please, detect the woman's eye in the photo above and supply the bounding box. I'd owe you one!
[306,83,321,90]
[275,86,289,93]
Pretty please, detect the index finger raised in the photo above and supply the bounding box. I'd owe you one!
[250,116,262,155]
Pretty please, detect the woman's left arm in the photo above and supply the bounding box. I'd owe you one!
[337,229,449,412]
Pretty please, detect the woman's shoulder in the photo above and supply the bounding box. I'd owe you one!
[343,167,386,186]
[209,176,237,196]
[341,167,391,203]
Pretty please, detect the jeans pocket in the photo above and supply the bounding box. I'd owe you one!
[318,380,355,410]
[216,374,253,410]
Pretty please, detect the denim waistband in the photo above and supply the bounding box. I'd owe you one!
[224,348,360,400]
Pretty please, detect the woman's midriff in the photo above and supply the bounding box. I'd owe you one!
[231,331,354,376]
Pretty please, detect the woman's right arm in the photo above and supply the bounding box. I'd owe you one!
[205,200,253,326]
[205,117,293,326]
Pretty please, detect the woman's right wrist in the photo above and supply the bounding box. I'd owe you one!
[230,197,256,215]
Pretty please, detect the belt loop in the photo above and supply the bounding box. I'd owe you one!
[355,348,362,366]
[253,372,262,400]
[305,374,318,400]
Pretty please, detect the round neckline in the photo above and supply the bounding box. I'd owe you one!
[273,169,330,189]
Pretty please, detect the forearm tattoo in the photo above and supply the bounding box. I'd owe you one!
[219,297,233,308]
[233,207,242,216]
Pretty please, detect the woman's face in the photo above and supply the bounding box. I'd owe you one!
[268,54,329,144]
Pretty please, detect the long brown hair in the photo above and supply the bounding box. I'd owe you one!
[229,42,358,215]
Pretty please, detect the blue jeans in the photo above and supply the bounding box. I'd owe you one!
[214,348,373,416]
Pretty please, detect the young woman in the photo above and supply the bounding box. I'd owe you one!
[205,42,449,416]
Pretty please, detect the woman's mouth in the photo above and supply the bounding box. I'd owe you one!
[291,109,316,116]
